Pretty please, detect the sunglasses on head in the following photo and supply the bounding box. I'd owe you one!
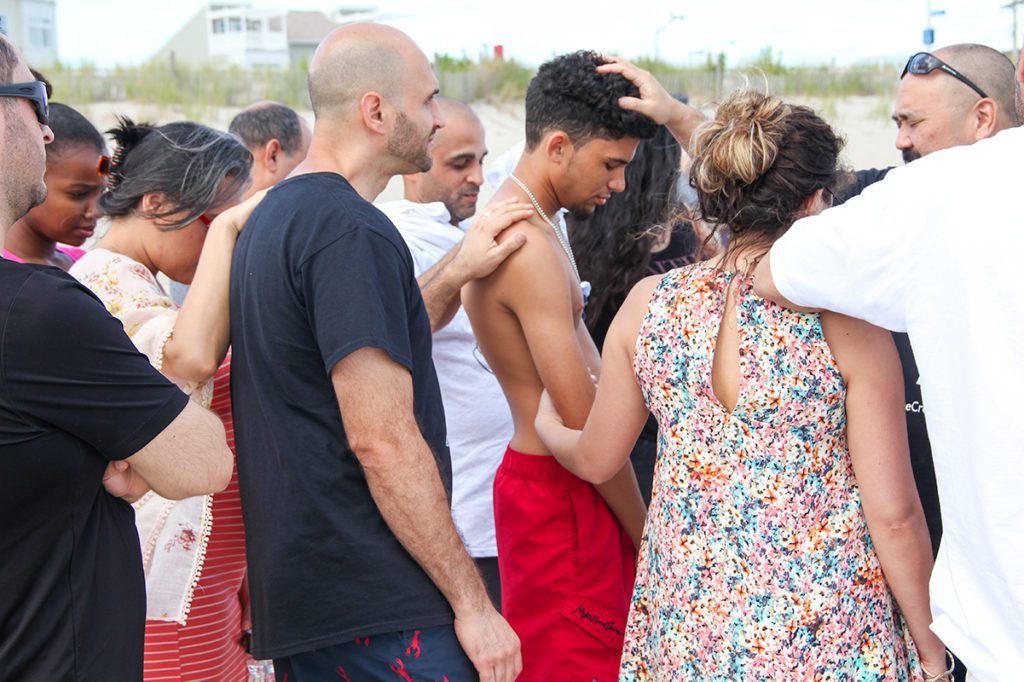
[901,52,988,100]
[0,81,49,125]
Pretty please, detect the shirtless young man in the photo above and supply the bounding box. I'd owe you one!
[462,51,657,681]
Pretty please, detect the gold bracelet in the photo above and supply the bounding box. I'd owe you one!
[921,651,955,682]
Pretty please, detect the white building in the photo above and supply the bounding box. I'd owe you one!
[154,3,376,69]
[0,0,57,68]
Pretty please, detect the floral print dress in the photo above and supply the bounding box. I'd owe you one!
[622,263,921,681]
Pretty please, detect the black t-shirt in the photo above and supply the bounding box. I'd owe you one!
[0,264,189,681]
[835,168,942,556]
[230,173,453,660]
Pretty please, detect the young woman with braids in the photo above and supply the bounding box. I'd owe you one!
[70,118,261,681]
[537,91,949,679]
[568,124,705,503]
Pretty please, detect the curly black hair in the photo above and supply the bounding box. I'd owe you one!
[525,51,658,149]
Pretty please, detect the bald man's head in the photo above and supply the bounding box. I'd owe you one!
[308,23,423,119]
[894,43,1019,162]
[934,44,1018,127]
[1017,47,1024,123]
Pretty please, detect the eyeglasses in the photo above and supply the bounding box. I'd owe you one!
[0,81,49,125]
[96,155,111,176]
[901,52,989,100]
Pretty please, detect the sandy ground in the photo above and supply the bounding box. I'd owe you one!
[78,94,904,207]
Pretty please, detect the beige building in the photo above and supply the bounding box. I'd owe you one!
[0,0,57,67]
[153,3,376,69]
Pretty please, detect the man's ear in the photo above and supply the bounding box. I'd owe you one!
[971,98,999,141]
[359,91,387,135]
[544,130,572,165]
[262,139,282,172]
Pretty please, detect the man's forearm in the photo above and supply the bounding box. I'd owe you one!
[418,245,465,332]
[360,432,490,614]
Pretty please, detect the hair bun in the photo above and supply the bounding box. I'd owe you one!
[105,116,155,193]
[690,92,789,194]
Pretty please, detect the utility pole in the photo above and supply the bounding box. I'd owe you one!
[1005,0,1022,55]
[923,0,945,48]
[654,14,685,64]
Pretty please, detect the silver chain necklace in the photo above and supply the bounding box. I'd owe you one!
[509,173,580,282]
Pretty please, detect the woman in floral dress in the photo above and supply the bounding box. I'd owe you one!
[70,119,259,681]
[536,92,951,680]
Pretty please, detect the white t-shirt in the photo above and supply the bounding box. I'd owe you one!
[769,127,1024,681]
[377,199,513,558]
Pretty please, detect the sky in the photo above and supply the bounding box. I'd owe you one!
[58,0,1019,69]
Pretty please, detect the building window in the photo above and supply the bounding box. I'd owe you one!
[228,17,242,32]
[247,18,261,32]
[268,16,282,32]
[28,17,54,48]
[212,18,225,33]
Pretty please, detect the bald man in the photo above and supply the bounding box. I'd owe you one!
[378,98,516,614]
[831,44,1020,596]
[229,101,311,195]
[230,24,522,681]
[893,43,1019,163]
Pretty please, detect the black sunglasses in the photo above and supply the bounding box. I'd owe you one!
[0,81,49,125]
[901,52,988,100]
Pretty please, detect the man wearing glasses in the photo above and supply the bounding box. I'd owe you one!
[0,37,235,680]
[837,44,1018,552]
[751,46,1024,682]
[893,44,1019,163]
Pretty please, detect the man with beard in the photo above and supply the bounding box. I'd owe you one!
[836,43,1019,198]
[230,24,521,681]
[0,37,233,680]
[749,46,1024,682]
[378,97,530,613]
[832,44,1019,572]
[462,51,657,681]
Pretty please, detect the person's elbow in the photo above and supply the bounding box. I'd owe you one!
[552,451,617,486]
[133,406,234,500]
[163,346,221,384]
[347,427,410,478]
[863,497,926,542]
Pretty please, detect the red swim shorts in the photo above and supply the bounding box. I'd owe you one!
[494,447,636,682]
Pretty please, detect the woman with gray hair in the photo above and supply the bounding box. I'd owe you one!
[70,118,259,681]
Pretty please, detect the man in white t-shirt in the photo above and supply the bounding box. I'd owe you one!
[378,98,527,610]
[753,123,1024,680]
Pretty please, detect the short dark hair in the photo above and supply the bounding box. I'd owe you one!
[100,117,252,230]
[524,51,657,150]
[0,37,18,84]
[47,103,106,159]
[229,102,306,155]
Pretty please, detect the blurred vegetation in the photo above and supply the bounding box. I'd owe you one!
[43,51,905,114]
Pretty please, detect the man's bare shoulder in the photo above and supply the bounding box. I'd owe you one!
[484,215,565,278]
